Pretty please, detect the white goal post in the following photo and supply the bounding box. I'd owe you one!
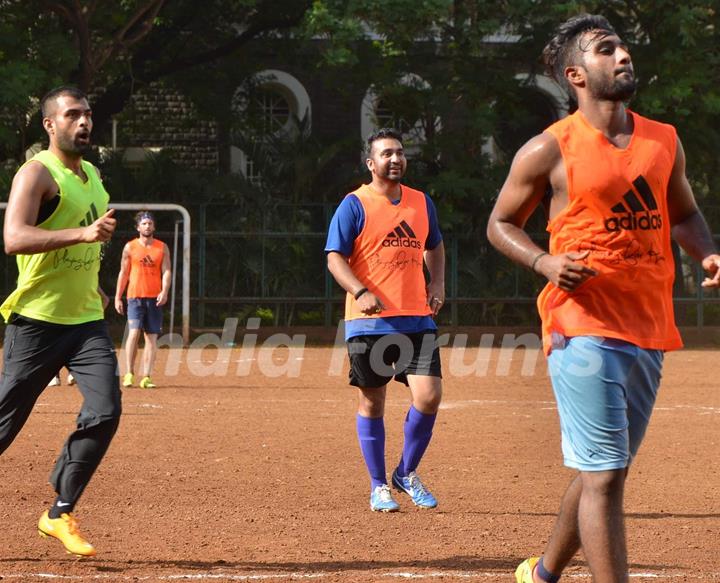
[0,202,191,345]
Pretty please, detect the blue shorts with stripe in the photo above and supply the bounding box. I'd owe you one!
[127,298,163,334]
[547,335,663,472]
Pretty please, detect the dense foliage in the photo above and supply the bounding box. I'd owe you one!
[1,1,718,326]
[1,1,718,215]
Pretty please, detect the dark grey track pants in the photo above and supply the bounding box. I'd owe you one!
[0,315,121,507]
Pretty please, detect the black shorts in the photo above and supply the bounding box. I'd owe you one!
[347,332,442,389]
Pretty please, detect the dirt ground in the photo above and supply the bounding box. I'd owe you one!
[1,345,718,582]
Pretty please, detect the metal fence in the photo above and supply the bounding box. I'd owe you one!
[1,202,718,330]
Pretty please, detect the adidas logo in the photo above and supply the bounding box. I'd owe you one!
[141,255,155,266]
[383,220,422,249]
[604,175,662,232]
[78,202,99,227]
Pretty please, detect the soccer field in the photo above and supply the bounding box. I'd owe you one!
[1,347,718,582]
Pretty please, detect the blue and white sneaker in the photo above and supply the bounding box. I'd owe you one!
[370,484,400,512]
[392,469,438,508]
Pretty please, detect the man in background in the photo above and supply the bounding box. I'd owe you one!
[115,210,171,389]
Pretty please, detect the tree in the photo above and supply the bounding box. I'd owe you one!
[304,0,548,232]
[39,0,166,93]
[0,0,313,164]
[510,0,720,216]
[305,0,720,229]
[0,1,76,164]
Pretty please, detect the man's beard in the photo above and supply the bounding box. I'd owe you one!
[380,166,405,182]
[589,73,637,102]
[56,132,90,155]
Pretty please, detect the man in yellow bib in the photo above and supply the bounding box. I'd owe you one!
[0,86,121,557]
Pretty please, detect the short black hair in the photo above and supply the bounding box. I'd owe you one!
[135,210,155,225]
[40,86,88,118]
[365,128,403,157]
[543,14,617,95]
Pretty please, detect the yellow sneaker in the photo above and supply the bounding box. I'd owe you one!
[515,557,540,583]
[38,511,96,557]
[122,373,134,387]
[139,376,156,389]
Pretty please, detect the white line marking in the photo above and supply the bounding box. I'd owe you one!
[655,404,720,413]
[440,399,554,410]
[0,571,715,581]
[379,573,712,580]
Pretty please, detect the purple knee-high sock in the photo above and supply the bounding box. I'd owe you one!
[397,405,437,477]
[356,414,386,489]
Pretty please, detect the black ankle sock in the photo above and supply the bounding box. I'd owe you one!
[48,496,74,519]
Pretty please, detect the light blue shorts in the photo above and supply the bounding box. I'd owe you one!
[547,335,663,472]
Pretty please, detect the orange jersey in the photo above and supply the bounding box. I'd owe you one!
[538,110,682,354]
[344,184,432,320]
[127,238,165,298]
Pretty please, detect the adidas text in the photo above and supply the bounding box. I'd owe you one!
[382,238,422,249]
[604,212,662,232]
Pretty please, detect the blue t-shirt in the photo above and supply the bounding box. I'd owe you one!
[325,192,443,340]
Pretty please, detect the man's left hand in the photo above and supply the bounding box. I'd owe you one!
[157,291,169,306]
[426,283,445,316]
[701,254,720,288]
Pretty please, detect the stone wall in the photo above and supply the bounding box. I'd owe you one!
[118,83,218,170]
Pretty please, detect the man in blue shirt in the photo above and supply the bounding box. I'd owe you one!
[325,128,445,512]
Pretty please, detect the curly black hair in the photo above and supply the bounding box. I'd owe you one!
[542,14,617,95]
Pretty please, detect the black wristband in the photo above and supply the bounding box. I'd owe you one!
[354,287,369,300]
[531,251,549,273]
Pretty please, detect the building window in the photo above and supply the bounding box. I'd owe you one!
[231,70,311,179]
[244,86,292,135]
[361,73,440,155]
[485,74,567,162]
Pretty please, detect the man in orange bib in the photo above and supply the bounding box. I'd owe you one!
[326,128,445,512]
[114,211,171,389]
[487,14,720,583]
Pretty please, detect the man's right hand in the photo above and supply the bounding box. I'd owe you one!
[536,250,597,292]
[114,297,124,315]
[356,290,385,315]
[83,209,116,243]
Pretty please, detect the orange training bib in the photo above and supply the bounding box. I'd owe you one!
[344,184,432,320]
[127,238,164,298]
[538,110,682,354]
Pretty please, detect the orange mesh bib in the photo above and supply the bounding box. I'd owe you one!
[344,184,432,320]
[127,238,164,298]
[538,110,682,354]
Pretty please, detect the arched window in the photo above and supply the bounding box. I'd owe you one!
[487,74,567,161]
[230,70,312,179]
[361,73,440,154]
